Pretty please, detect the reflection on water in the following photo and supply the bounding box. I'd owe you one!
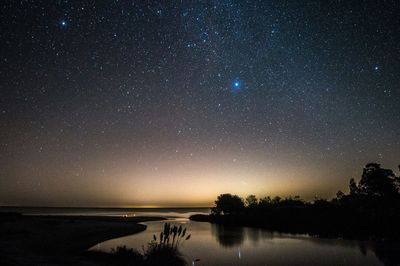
[211,224,245,248]
[90,218,399,266]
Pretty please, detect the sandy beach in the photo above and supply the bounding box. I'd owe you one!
[0,213,164,265]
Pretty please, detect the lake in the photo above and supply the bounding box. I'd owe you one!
[87,209,394,266]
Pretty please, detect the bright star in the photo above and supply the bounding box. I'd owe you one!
[60,20,67,27]
[232,79,241,91]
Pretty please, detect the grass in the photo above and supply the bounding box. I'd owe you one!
[91,223,191,266]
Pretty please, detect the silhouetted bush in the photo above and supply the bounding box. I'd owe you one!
[144,244,186,266]
[110,246,143,265]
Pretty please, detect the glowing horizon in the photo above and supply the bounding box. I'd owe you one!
[1,1,399,207]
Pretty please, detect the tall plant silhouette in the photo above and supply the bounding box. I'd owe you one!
[152,223,191,251]
[108,223,191,265]
[144,223,191,265]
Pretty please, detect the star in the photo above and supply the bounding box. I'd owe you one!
[2,0,400,211]
[60,20,67,27]
[232,79,242,91]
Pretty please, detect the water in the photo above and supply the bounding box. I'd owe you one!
[0,206,209,218]
[87,210,396,266]
[1,207,396,265]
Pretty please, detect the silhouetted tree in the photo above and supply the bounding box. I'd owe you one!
[349,178,359,196]
[357,163,399,198]
[211,194,244,215]
[313,198,330,208]
[276,196,306,208]
[245,195,258,208]
[271,196,281,205]
[336,190,345,200]
[258,196,272,208]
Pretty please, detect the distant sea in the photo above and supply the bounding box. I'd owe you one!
[0,206,210,218]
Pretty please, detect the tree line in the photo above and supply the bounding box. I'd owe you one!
[192,163,400,239]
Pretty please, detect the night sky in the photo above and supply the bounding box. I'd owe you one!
[1,1,399,207]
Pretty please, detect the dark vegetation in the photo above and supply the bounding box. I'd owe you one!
[89,223,191,266]
[191,163,400,239]
[0,214,164,265]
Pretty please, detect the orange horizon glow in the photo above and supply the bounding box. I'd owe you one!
[3,144,397,207]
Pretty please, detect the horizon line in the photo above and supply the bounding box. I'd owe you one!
[0,205,212,209]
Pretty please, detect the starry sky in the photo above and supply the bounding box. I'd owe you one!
[1,1,400,207]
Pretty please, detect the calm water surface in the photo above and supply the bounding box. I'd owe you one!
[89,210,392,266]
[0,206,208,218]
[1,207,394,265]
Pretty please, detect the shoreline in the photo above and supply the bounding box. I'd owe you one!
[0,213,165,265]
[189,214,400,240]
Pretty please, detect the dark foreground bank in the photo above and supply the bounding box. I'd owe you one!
[0,212,164,265]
